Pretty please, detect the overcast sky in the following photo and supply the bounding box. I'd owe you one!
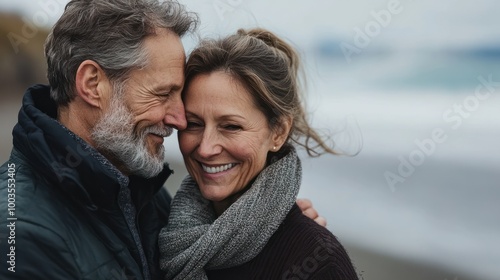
[1,0,499,52]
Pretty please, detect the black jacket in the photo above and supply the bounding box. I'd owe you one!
[0,85,172,279]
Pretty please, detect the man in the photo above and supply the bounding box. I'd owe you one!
[0,0,324,279]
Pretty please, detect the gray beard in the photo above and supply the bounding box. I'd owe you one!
[91,95,172,178]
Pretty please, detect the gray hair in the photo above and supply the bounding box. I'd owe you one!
[45,0,198,106]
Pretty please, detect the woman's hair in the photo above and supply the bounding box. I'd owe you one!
[45,0,198,106]
[185,28,336,156]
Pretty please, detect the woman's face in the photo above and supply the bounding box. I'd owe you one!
[178,71,278,211]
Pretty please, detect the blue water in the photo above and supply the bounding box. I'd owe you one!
[311,51,500,92]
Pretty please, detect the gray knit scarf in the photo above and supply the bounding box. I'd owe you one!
[159,148,301,280]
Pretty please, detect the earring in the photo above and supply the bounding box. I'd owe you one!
[273,146,277,151]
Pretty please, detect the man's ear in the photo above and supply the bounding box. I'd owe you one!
[74,60,112,109]
[271,115,293,151]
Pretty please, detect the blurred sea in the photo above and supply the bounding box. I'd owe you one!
[299,51,500,280]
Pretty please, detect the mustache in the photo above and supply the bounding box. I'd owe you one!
[143,125,174,138]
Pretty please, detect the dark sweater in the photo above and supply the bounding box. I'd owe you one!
[206,204,359,280]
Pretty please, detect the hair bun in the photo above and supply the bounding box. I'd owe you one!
[237,28,299,74]
[238,28,279,48]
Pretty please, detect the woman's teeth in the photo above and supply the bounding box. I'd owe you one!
[202,163,235,174]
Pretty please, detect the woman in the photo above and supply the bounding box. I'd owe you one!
[159,28,358,279]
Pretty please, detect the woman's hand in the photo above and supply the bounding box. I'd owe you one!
[296,198,327,227]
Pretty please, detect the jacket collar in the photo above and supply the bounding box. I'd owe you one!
[13,84,172,211]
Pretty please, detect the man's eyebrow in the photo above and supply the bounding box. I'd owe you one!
[151,83,182,93]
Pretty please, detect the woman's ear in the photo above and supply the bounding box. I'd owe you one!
[271,115,293,151]
[74,60,112,109]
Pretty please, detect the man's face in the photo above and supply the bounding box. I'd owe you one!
[92,29,186,178]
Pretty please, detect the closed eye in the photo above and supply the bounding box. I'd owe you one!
[157,92,171,98]
[186,121,203,130]
[223,124,242,131]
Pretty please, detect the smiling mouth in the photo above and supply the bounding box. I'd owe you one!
[201,163,236,174]
[150,133,165,138]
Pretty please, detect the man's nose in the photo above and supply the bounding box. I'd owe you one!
[163,94,187,130]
